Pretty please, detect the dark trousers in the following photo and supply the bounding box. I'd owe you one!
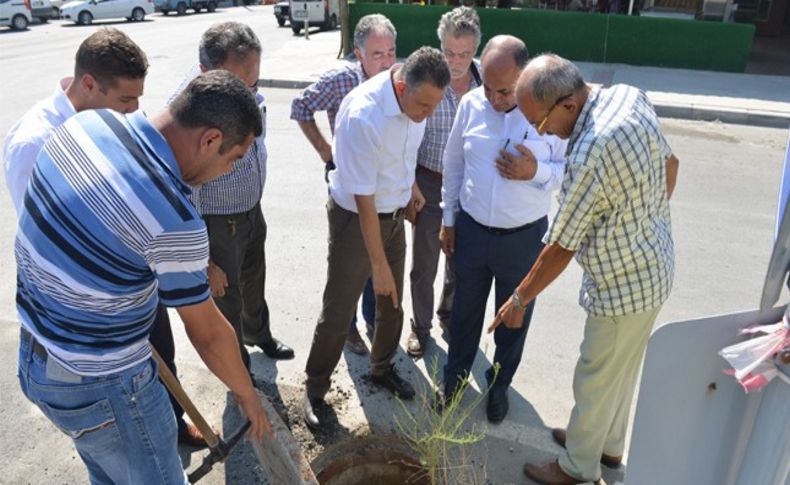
[204,203,273,370]
[305,198,406,398]
[148,304,186,431]
[410,166,455,336]
[443,210,547,394]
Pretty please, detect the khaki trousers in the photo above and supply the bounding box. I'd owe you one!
[559,306,662,481]
[305,198,406,399]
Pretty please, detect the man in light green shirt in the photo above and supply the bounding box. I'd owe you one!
[490,54,679,485]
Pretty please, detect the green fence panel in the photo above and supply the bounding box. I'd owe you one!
[606,14,755,71]
[478,9,609,61]
[349,4,608,60]
[349,3,754,72]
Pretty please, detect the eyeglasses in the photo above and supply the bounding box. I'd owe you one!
[442,48,475,61]
[536,94,572,133]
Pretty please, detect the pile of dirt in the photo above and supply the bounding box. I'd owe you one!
[255,378,372,463]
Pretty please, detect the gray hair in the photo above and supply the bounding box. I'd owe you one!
[353,14,397,54]
[437,7,481,49]
[199,22,261,69]
[523,53,585,104]
[169,70,263,153]
[397,46,451,91]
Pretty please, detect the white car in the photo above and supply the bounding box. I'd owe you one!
[0,0,32,30]
[60,0,153,24]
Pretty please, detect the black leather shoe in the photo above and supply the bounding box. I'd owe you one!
[371,365,415,400]
[259,339,295,360]
[302,392,328,430]
[486,386,509,423]
[433,391,445,413]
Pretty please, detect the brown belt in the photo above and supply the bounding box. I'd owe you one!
[417,164,442,180]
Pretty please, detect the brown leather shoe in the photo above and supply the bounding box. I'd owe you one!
[178,422,219,448]
[523,460,599,485]
[406,331,426,357]
[344,328,369,355]
[551,428,622,468]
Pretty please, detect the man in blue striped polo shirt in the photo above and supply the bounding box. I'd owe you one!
[16,70,271,484]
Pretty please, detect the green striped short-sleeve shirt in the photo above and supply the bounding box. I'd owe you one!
[546,85,674,317]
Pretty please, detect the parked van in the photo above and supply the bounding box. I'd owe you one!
[0,0,32,29]
[288,0,337,35]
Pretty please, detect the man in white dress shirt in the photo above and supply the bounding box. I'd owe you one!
[440,36,566,423]
[3,28,146,216]
[303,47,450,429]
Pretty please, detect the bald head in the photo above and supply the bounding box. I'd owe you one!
[516,53,584,105]
[481,35,529,71]
[516,54,588,139]
[480,35,529,112]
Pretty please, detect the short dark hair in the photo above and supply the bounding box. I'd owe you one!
[199,22,261,69]
[74,28,148,90]
[399,46,451,91]
[169,70,263,153]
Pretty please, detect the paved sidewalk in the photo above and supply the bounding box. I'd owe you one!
[261,29,790,128]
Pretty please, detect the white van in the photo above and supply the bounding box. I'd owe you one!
[288,0,338,35]
[0,0,32,29]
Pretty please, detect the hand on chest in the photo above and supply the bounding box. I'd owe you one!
[462,114,553,166]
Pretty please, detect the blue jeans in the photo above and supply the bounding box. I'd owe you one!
[349,277,376,331]
[443,211,547,394]
[18,330,187,484]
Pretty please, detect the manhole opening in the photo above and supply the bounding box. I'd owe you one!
[311,435,429,485]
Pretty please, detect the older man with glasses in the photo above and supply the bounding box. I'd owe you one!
[491,53,679,485]
[406,6,482,358]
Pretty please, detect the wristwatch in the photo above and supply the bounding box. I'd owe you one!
[512,289,527,312]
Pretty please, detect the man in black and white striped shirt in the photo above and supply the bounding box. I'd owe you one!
[172,22,294,372]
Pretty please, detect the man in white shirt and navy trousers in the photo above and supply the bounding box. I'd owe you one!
[303,47,451,429]
[440,36,566,423]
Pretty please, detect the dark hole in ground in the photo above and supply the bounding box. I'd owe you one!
[311,435,428,485]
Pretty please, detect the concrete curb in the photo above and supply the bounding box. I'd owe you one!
[654,104,790,129]
[259,78,790,129]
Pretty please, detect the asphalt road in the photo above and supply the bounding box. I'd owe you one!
[0,8,787,484]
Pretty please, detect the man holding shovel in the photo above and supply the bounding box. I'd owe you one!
[15,71,270,483]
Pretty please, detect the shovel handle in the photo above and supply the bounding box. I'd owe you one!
[150,345,221,449]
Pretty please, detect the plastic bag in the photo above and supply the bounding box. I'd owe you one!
[719,318,790,393]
